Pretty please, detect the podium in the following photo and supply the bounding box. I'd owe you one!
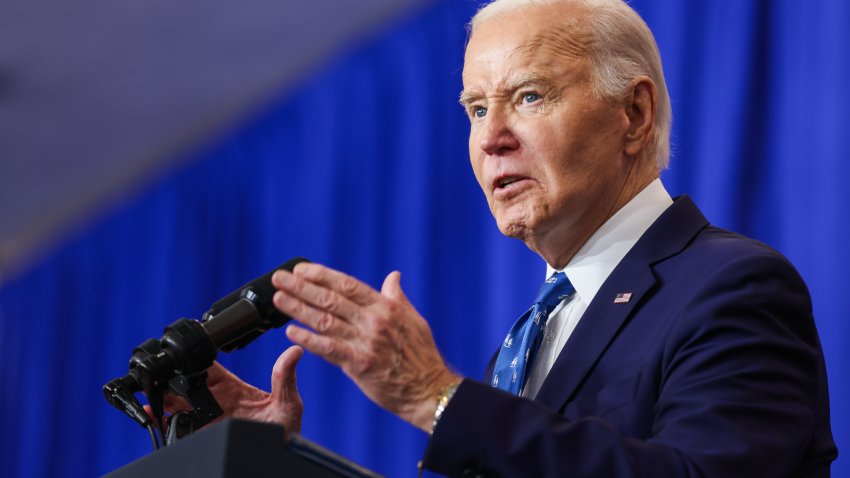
[104,419,382,478]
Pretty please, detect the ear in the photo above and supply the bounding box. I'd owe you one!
[623,78,656,158]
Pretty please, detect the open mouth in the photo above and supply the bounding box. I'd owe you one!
[494,176,528,190]
[498,177,522,188]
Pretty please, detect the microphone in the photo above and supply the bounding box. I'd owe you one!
[201,256,310,352]
[104,257,310,429]
[134,257,311,383]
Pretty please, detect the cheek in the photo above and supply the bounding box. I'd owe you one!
[517,129,577,185]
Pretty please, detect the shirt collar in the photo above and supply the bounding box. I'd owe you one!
[546,178,673,305]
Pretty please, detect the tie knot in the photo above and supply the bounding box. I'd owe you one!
[534,272,574,309]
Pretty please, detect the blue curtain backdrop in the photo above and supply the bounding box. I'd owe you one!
[1,0,848,476]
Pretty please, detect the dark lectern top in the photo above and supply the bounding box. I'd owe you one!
[104,419,382,478]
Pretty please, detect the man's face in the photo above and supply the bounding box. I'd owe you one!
[462,5,634,257]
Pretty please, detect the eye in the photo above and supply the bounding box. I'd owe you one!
[473,106,487,118]
[522,92,541,104]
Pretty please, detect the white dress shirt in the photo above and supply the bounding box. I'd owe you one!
[521,179,673,399]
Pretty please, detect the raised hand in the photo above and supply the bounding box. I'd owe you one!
[271,263,461,432]
[158,345,304,435]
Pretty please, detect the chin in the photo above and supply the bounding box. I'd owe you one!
[495,214,534,240]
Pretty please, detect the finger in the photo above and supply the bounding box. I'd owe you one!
[272,285,359,334]
[273,269,364,320]
[162,392,191,414]
[286,324,351,366]
[380,270,406,301]
[290,262,380,306]
[144,398,190,427]
[273,289,358,337]
[204,361,233,387]
[271,345,303,404]
[143,405,159,427]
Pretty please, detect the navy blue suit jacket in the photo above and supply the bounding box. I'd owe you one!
[422,197,837,477]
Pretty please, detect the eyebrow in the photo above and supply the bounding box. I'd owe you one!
[458,90,477,107]
[458,73,556,107]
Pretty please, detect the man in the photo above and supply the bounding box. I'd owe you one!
[175,0,837,475]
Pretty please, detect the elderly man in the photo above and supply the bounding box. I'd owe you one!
[180,0,837,476]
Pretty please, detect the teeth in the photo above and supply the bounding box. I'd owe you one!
[499,178,520,188]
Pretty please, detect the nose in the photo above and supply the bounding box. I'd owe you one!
[478,108,519,155]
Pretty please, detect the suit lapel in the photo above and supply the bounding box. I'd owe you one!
[534,260,656,410]
[534,196,709,411]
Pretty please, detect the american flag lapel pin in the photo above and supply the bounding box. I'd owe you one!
[614,292,633,304]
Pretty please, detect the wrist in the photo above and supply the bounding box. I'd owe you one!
[408,372,463,432]
[410,373,462,432]
[429,379,461,435]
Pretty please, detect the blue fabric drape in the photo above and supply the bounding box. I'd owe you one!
[1,1,847,476]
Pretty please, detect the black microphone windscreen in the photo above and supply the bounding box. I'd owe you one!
[204,257,310,352]
[205,257,309,322]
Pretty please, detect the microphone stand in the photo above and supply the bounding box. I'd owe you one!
[104,321,224,449]
[165,369,222,444]
[103,257,309,448]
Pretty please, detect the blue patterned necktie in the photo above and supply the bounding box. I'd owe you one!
[492,272,575,395]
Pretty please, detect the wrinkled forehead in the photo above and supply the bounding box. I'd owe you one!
[462,6,594,84]
[514,16,592,62]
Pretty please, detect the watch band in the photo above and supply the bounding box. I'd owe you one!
[430,380,461,435]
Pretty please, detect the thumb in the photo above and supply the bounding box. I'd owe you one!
[271,345,304,404]
[381,270,407,301]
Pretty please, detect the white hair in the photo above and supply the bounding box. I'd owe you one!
[470,0,672,169]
